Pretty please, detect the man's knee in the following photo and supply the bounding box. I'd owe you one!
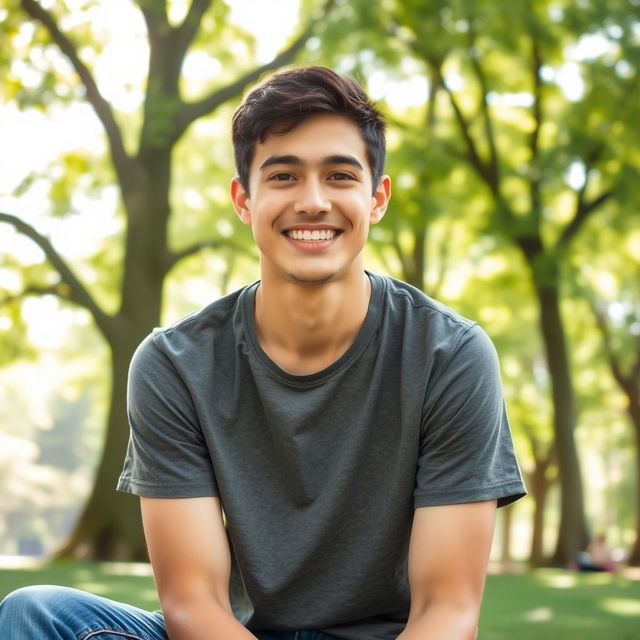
[2,584,50,611]
[0,585,75,630]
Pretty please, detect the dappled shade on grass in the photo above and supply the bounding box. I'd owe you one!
[479,569,640,640]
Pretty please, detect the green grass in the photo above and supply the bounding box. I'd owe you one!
[0,561,160,611]
[0,564,638,638]
[479,569,640,640]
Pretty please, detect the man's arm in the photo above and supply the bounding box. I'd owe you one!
[397,501,497,640]
[141,496,257,640]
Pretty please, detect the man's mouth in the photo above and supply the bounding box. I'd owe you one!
[286,229,338,241]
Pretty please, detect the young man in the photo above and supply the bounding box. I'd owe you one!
[0,66,525,639]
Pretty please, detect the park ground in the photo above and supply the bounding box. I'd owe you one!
[0,561,638,639]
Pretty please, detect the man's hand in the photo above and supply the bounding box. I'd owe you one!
[397,501,497,640]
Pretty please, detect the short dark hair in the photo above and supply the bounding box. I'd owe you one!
[231,66,386,194]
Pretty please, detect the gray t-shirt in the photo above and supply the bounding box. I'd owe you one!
[118,272,526,639]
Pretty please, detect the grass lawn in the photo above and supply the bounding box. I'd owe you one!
[479,569,640,640]
[0,563,638,638]
[0,561,160,611]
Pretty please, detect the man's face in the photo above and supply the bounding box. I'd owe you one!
[231,114,390,285]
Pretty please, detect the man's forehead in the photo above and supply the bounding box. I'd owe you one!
[251,114,369,170]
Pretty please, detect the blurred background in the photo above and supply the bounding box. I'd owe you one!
[0,0,639,616]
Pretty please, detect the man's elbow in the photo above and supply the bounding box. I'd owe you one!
[160,589,233,627]
[402,599,480,640]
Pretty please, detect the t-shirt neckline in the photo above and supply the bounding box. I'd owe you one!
[242,271,384,386]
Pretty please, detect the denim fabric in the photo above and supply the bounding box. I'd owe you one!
[0,586,167,639]
[0,585,337,639]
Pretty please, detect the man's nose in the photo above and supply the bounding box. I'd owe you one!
[293,179,331,215]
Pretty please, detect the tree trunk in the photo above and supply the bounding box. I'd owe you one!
[410,228,425,292]
[500,503,513,566]
[54,327,154,560]
[533,278,589,565]
[396,227,426,292]
[15,0,329,563]
[528,460,553,566]
[56,156,170,560]
[626,398,640,565]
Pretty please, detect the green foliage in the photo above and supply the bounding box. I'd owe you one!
[0,0,316,558]
[0,1,107,109]
[0,301,36,365]
[2,0,640,562]
[317,0,640,560]
[188,0,257,78]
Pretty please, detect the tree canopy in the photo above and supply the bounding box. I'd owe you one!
[1,0,639,565]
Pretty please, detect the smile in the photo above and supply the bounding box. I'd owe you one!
[286,229,337,241]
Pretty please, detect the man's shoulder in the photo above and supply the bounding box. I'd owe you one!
[147,282,254,356]
[371,273,497,377]
[375,273,476,333]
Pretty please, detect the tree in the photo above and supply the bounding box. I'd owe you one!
[578,220,640,563]
[0,0,334,560]
[591,299,640,563]
[332,0,639,565]
[452,244,559,565]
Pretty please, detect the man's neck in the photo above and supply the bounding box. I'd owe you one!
[254,270,372,375]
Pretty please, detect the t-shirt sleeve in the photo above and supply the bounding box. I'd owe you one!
[415,323,526,508]
[117,333,219,498]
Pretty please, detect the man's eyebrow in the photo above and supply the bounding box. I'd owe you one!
[259,155,302,170]
[324,155,364,171]
[258,154,364,171]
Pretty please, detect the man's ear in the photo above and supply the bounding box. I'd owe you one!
[370,175,391,225]
[231,177,251,225]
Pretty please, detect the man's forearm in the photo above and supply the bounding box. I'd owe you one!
[396,602,478,640]
[163,598,258,640]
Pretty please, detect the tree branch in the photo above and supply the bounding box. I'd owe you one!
[172,0,211,58]
[137,0,169,38]
[175,0,336,136]
[20,0,135,196]
[386,231,412,284]
[591,300,632,394]
[400,30,521,237]
[529,36,544,228]
[427,57,497,196]
[0,212,113,335]
[164,237,257,274]
[428,218,453,300]
[426,66,440,130]
[0,283,70,307]
[466,21,500,192]
[557,141,615,247]
[523,423,556,471]
[558,187,615,248]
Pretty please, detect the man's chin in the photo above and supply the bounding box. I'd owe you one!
[287,270,338,285]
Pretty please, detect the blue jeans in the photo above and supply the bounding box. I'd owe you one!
[0,585,338,639]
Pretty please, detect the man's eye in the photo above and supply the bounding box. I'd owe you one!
[329,172,354,181]
[270,172,295,181]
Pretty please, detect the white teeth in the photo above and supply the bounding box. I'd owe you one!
[288,229,336,241]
